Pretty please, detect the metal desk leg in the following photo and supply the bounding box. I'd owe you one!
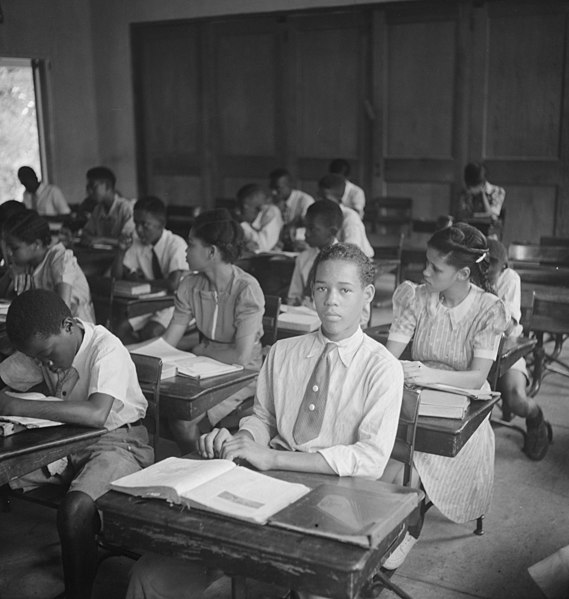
[529,334,545,398]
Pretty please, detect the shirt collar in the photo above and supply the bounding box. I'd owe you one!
[71,319,93,368]
[306,326,365,367]
[432,284,480,328]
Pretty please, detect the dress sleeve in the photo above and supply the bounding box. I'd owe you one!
[170,276,196,326]
[388,281,418,344]
[52,249,80,287]
[234,279,265,340]
[472,298,509,360]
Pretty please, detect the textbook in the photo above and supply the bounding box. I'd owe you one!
[0,392,64,436]
[278,305,321,333]
[270,483,418,548]
[418,383,499,401]
[417,388,470,419]
[131,337,244,380]
[113,281,152,297]
[110,457,310,525]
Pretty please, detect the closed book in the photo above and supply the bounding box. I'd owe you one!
[130,337,243,380]
[110,457,310,525]
[270,483,418,548]
[278,306,321,332]
[114,281,152,297]
[418,388,469,420]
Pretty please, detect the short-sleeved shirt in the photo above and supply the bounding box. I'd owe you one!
[341,180,366,219]
[338,205,374,258]
[12,243,95,323]
[388,282,508,523]
[170,265,265,369]
[122,229,188,281]
[0,320,147,430]
[23,182,70,216]
[83,194,135,240]
[241,204,283,252]
[239,327,403,479]
[284,190,314,224]
[495,267,523,337]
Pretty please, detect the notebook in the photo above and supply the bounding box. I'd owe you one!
[278,305,321,333]
[113,281,152,297]
[110,457,310,525]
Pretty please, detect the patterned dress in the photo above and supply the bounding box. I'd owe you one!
[389,282,508,523]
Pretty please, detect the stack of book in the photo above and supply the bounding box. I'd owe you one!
[417,383,498,419]
[278,305,321,333]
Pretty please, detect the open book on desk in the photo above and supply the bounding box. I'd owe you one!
[0,392,64,436]
[270,483,418,548]
[110,456,310,525]
[131,337,243,380]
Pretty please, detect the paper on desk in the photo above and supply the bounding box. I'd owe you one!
[0,391,64,429]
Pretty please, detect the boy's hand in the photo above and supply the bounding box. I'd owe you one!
[220,436,276,471]
[198,427,234,459]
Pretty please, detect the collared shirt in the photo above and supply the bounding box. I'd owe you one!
[495,267,523,337]
[337,205,374,258]
[0,320,147,430]
[241,203,283,252]
[284,189,314,224]
[83,193,135,239]
[341,180,366,219]
[23,182,70,216]
[122,229,188,281]
[240,327,403,479]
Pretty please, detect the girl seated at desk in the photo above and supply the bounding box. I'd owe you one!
[161,209,264,452]
[1,209,95,322]
[384,222,508,568]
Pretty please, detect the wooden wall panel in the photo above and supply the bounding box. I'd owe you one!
[152,175,202,208]
[386,182,452,220]
[485,13,565,158]
[502,186,556,244]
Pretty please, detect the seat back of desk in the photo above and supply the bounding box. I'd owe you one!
[390,386,421,487]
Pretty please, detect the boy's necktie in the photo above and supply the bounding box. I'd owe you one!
[293,342,336,444]
[151,248,163,280]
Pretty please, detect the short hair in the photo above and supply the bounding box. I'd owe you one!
[17,166,37,180]
[2,209,51,247]
[6,289,72,350]
[269,168,292,183]
[329,159,350,177]
[236,184,266,205]
[0,200,27,226]
[428,222,493,293]
[318,174,346,200]
[134,196,166,225]
[86,166,116,188]
[191,208,244,263]
[464,162,486,188]
[306,200,343,231]
[312,242,376,288]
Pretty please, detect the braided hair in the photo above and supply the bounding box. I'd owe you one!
[427,222,494,294]
[2,209,51,248]
[190,208,244,263]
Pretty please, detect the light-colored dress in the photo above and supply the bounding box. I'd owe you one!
[388,282,508,523]
[170,265,265,424]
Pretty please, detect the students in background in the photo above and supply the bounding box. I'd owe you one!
[385,223,507,568]
[317,174,374,258]
[269,168,314,226]
[2,209,95,322]
[454,162,505,239]
[126,243,404,599]
[17,166,71,216]
[328,158,365,219]
[0,289,153,599]
[81,166,135,246]
[486,238,551,460]
[238,184,283,252]
[160,209,264,452]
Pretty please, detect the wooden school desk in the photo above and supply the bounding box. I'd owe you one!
[73,245,117,277]
[0,425,105,486]
[97,470,422,599]
[159,369,259,420]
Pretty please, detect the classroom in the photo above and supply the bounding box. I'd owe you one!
[0,1,568,598]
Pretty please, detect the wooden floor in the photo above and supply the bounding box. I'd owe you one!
[0,282,568,599]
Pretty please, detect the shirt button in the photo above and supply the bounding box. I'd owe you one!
[308,404,316,411]
[312,385,319,392]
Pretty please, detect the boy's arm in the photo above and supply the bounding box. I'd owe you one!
[0,389,114,428]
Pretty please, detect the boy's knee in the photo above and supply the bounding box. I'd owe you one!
[57,490,98,532]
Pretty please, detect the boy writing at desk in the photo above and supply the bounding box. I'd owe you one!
[0,289,153,599]
[127,243,404,599]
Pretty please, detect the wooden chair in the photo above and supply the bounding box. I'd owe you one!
[508,243,569,267]
[540,236,569,247]
[390,386,421,487]
[131,353,163,455]
[373,233,405,287]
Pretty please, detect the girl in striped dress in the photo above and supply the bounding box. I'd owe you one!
[384,222,508,568]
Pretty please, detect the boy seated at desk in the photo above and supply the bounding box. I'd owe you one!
[18,165,71,216]
[238,183,283,252]
[81,166,135,247]
[126,242,404,599]
[317,174,374,258]
[112,196,188,343]
[0,289,153,599]
[486,239,551,460]
[329,158,366,219]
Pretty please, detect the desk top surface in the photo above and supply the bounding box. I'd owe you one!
[159,368,258,401]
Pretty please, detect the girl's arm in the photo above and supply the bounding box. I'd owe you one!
[162,321,190,348]
[403,356,494,389]
[194,332,256,367]
[386,339,408,359]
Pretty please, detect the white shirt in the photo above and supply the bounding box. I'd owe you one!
[23,182,70,215]
[341,180,366,218]
[495,267,523,337]
[123,228,188,281]
[240,327,403,479]
[0,320,147,430]
[284,189,314,224]
[338,205,374,258]
[83,193,135,239]
[241,204,283,252]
